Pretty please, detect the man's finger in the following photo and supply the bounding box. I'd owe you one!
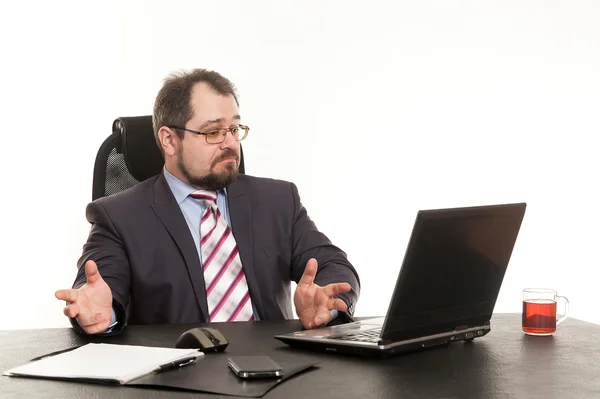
[55,289,78,303]
[63,304,80,318]
[78,312,105,327]
[298,258,318,286]
[85,260,101,284]
[312,310,334,328]
[82,320,111,335]
[327,298,348,312]
[323,282,351,298]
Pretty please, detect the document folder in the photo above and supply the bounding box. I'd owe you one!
[3,343,318,397]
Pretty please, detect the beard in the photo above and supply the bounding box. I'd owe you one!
[178,148,240,191]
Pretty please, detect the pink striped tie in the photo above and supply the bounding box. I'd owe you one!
[190,190,254,322]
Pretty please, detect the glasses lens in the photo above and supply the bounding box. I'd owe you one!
[236,126,248,141]
[205,130,223,144]
[205,126,248,144]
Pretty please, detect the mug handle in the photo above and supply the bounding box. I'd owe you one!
[556,295,569,325]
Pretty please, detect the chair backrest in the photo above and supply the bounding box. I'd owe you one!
[92,115,245,201]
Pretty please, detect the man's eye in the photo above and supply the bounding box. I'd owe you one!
[231,127,240,133]
[206,131,220,136]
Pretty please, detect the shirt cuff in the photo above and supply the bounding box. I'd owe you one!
[103,308,118,333]
[326,309,339,325]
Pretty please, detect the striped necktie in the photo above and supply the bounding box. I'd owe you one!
[190,190,254,322]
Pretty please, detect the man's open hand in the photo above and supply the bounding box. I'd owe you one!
[293,258,351,329]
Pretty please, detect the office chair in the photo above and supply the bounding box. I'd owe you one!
[92,115,245,201]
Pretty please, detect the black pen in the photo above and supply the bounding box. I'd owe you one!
[30,345,83,361]
[156,354,202,373]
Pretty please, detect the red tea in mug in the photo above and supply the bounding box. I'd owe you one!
[522,299,557,335]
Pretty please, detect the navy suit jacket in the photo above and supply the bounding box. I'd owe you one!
[71,172,360,333]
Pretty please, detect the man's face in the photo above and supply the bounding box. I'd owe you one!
[174,83,241,190]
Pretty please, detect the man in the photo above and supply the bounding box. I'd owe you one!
[55,69,360,335]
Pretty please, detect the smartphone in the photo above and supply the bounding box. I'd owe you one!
[228,356,283,379]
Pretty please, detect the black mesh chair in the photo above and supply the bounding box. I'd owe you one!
[92,115,245,201]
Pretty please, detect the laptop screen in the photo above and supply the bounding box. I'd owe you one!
[381,203,526,341]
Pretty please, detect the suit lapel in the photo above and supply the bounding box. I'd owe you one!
[150,173,209,320]
[227,177,265,320]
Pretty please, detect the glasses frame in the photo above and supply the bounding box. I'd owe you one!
[168,124,249,144]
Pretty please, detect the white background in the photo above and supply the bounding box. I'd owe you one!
[0,0,598,330]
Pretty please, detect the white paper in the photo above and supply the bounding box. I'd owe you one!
[3,343,203,384]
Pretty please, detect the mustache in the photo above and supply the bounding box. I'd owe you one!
[211,149,239,167]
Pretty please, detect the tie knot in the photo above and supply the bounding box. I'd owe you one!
[190,190,218,207]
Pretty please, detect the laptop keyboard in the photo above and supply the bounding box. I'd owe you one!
[332,328,382,343]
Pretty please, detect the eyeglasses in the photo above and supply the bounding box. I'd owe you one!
[168,124,249,144]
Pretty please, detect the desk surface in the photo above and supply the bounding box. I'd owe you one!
[1,314,599,398]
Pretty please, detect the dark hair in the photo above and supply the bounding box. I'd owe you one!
[152,69,239,152]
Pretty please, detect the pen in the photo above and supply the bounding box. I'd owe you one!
[156,354,202,373]
[30,345,83,361]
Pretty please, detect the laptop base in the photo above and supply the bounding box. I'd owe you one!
[274,322,491,358]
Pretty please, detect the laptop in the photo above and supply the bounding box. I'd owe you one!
[274,202,527,357]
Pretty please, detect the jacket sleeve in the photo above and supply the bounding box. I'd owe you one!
[69,200,130,335]
[288,182,360,322]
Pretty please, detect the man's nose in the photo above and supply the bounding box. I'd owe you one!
[220,130,238,149]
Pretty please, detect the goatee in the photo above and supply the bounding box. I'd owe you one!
[178,149,240,191]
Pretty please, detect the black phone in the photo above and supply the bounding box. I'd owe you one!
[227,356,283,379]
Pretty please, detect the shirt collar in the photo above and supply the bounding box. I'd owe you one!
[163,166,227,204]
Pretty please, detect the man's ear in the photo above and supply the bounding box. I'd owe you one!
[158,126,178,156]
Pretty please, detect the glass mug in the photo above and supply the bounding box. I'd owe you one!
[522,288,569,336]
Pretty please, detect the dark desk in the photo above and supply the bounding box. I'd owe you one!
[1,314,599,398]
